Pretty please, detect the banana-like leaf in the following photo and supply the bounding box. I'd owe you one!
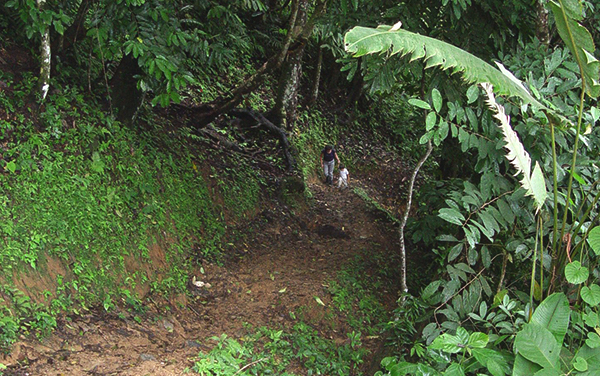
[550,0,600,98]
[530,293,570,344]
[344,26,547,109]
[482,83,547,211]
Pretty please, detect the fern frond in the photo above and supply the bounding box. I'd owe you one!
[482,83,547,211]
[550,0,600,98]
[344,26,547,110]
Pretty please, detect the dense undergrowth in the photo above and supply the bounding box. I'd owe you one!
[0,73,272,351]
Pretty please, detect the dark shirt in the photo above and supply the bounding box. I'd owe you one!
[322,148,336,162]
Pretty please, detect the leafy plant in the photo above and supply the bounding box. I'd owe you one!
[345,1,600,376]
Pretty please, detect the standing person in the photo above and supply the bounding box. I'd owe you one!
[337,164,349,189]
[320,145,340,185]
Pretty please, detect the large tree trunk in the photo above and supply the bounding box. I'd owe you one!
[110,55,144,124]
[38,0,51,101]
[271,42,307,130]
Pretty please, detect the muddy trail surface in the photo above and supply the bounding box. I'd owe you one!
[4,176,404,376]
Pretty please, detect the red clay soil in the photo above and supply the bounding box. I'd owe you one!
[2,176,402,376]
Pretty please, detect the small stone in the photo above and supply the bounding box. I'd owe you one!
[162,319,174,333]
[139,353,157,362]
[186,340,202,348]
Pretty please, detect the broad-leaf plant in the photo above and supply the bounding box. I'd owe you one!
[345,0,600,374]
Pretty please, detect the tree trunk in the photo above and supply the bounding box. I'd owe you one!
[271,43,306,130]
[110,54,143,124]
[306,45,323,106]
[197,0,302,127]
[399,140,433,295]
[535,0,550,47]
[38,0,51,101]
[271,0,326,130]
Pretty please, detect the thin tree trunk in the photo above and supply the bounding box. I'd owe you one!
[271,0,326,130]
[306,45,323,106]
[38,0,51,101]
[198,0,302,127]
[496,250,508,294]
[535,0,550,47]
[399,140,433,295]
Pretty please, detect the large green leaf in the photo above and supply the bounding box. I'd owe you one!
[472,348,510,376]
[574,345,600,374]
[444,363,466,376]
[514,323,561,369]
[430,327,470,354]
[439,207,465,226]
[513,353,542,376]
[550,0,600,98]
[468,332,489,349]
[586,226,600,256]
[581,284,600,307]
[530,293,570,344]
[533,368,562,376]
[565,261,589,285]
[344,26,547,109]
[586,333,600,349]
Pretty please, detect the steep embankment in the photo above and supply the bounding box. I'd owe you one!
[4,174,403,375]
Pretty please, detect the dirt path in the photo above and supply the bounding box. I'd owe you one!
[4,177,401,376]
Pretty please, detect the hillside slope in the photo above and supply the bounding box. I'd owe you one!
[4,174,406,375]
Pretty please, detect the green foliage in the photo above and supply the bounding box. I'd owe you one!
[351,2,600,376]
[0,287,57,353]
[192,324,367,376]
[0,79,264,341]
[550,0,600,98]
[326,256,389,334]
[5,0,71,39]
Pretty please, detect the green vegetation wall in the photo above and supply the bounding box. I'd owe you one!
[0,78,264,349]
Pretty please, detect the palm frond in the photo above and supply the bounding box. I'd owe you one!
[482,83,547,211]
[344,25,546,110]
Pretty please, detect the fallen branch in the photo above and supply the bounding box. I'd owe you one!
[230,108,296,171]
[198,127,247,155]
[232,358,268,376]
